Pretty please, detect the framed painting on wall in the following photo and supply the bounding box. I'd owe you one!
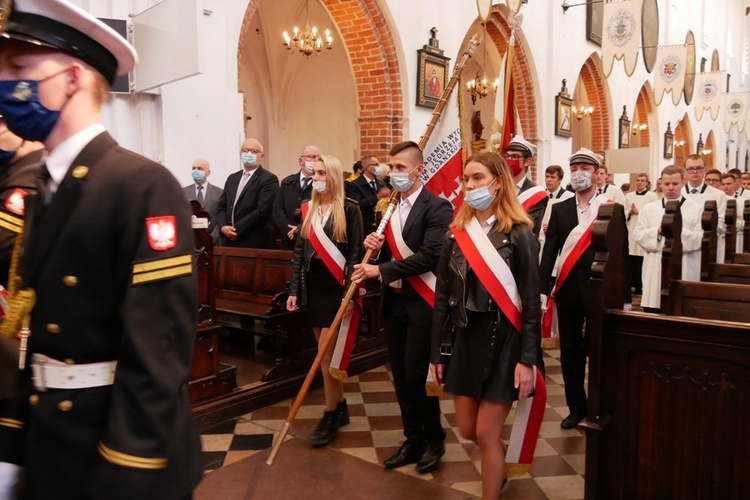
[417,39,450,109]
[664,123,674,159]
[619,106,631,149]
[555,80,572,138]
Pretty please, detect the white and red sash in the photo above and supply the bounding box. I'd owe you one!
[542,195,609,347]
[300,202,362,378]
[384,204,436,307]
[451,217,522,332]
[518,185,548,212]
[451,217,547,472]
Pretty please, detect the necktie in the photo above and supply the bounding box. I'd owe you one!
[197,185,204,205]
[735,193,740,199]
[691,189,698,194]
[232,171,252,225]
[597,188,602,195]
[549,193,554,199]
[302,177,311,190]
[370,180,377,192]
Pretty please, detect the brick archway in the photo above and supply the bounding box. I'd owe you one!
[634,81,656,149]
[575,53,611,156]
[704,130,716,168]
[674,113,693,167]
[238,0,403,159]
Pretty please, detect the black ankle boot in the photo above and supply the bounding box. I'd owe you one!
[308,410,341,447]
[337,399,350,427]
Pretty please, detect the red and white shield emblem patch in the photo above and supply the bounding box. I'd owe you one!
[5,188,27,215]
[146,216,178,251]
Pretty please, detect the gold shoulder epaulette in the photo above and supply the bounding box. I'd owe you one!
[131,254,192,286]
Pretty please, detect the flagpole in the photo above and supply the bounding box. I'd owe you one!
[266,36,481,466]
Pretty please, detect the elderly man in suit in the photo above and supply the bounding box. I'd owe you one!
[0,1,202,497]
[348,155,388,233]
[352,141,453,475]
[216,138,279,248]
[272,145,318,250]
[183,158,223,245]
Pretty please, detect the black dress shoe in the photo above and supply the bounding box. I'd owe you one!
[560,412,584,429]
[416,442,445,474]
[384,441,423,469]
[308,410,341,447]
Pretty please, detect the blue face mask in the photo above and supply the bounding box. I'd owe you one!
[373,166,383,177]
[241,151,257,167]
[192,170,206,183]
[464,181,497,210]
[0,69,69,142]
[390,169,417,193]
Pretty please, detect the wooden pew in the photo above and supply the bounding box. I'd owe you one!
[724,199,737,264]
[744,202,750,252]
[658,200,682,311]
[732,252,750,264]
[666,279,750,322]
[707,262,750,284]
[582,206,750,499]
[700,200,717,281]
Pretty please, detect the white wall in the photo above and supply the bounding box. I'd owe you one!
[71,0,749,190]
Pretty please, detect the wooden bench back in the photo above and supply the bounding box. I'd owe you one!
[732,252,750,265]
[667,279,750,322]
[708,262,750,284]
[213,247,293,306]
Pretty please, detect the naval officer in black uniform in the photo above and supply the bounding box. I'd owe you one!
[0,1,201,498]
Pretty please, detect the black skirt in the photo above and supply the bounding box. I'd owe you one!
[305,258,345,328]
[444,309,522,402]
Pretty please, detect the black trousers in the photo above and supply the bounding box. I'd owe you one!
[556,303,588,416]
[384,290,445,445]
[629,255,644,293]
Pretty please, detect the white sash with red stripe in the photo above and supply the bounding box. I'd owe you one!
[518,185,548,212]
[451,217,522,332]
[451,217,547,471]
[384,205,436,307]
[542,195,609,346]
[300,202,362,377]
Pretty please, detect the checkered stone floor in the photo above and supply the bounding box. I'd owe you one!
[200,349,585,499]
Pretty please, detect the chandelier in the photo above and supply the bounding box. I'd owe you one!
[466,71,499,105]
[282,0,333,56]
[571,104,594,120]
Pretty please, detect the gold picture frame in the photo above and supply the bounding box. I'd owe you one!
[417,29,450,109]
[555,79,572,138]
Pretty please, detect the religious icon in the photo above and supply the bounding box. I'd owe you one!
[619,105,631,149]
[555,79,572,138]
[417,28,450,109]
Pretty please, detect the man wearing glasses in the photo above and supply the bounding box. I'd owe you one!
[683,154,727,263]
[273,145,320,250]
[349,155,388,232]
[503,137,548,236]
[216,137,280,248]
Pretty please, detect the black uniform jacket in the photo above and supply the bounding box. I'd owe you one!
[0,132,202,500]
[273,172,312,250]
[376,189,453,326]
[519,177,547,237]
[348,174,386,232]
[430,222,542,367]
[288,198,363,306]
[216,165,279,248]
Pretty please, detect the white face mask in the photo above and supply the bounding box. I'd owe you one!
[303,161,315,175]
[570,171,593,192]
[312,180,328,193]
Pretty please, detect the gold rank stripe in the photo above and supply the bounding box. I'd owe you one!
[98,442,167,470]
[131,254,192,285]
[0,211,23,234]
[0,417,24,429]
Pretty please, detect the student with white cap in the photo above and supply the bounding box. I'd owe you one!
[0,1,201,498]
[502,136,548,237]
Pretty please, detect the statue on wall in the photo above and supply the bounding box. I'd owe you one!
[471,110,484,141]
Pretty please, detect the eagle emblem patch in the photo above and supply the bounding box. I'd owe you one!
[146,216,177,251]
[4,188,26,215]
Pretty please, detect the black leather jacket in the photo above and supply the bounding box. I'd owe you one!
[288,198,363,306]
[430,222,542,366]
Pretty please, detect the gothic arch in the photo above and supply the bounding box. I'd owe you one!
[572,53,612,156]
[674,113,693,167]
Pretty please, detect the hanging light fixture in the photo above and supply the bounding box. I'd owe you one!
[571,104,594,120]
[466,25,498,105]
[282,0,333,56]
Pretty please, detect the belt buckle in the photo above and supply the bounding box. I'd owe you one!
[31,360,47,392]
[439,346,452,357]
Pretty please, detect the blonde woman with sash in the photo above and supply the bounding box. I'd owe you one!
[287,155,363,446]
[430,152,543,499]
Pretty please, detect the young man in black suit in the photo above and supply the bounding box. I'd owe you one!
[352,141,453,474]
[0,1,201,497]
[272,144,318,250]
[503,136,547,237]
[348,154,388,232]
[216,137,280,249]
[539,148,606,430]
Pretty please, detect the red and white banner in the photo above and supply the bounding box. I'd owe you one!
[384,205,437,307]
[506,366,547,470]
[300,202,362,378]
[422,91,464,214]
[542,196,609,347]
[518,185,548,212]
[451,217,522,332]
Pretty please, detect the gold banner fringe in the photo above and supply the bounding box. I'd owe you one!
[425,381,445,398]
[505,462,531,478]
[541,337,560,350]
[329,368,349,381]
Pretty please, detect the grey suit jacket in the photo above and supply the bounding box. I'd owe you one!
[183,182,223,244]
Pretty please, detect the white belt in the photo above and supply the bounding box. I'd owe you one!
[31,353,116,391]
